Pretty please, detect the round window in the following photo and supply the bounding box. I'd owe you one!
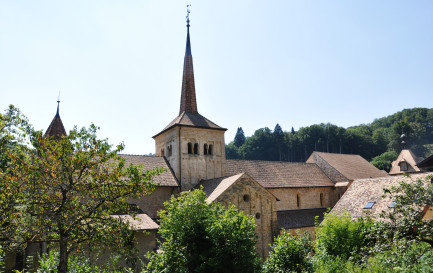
[255,213,261,219]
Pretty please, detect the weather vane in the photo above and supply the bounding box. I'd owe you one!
[186,4,191,27]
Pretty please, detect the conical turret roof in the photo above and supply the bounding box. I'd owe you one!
[45,101,67,139]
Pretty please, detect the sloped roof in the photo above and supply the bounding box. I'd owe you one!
[389,149,423,174]
[307,152,387,181]
[45,104,67,139]
[226,160,334,188]
[331,172,433,220]
[153,111,226,138]
[196,173,244,203]
[111,213,159,230]
[418,154,433,168]
[120,155,179,187]
[277,208,327,230]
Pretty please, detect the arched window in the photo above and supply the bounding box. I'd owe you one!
[161,148,165,156]
[194,143,199,154]
[297,194,301,208]
[243,194,250,202]
[208,144,213,155]
[204,144,208,155]
[188,143,192,154]
[320,193,324,207]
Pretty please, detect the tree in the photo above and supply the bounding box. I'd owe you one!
[262,232,313,273]
[273,124,284,161]
[3,124,163,273]
[234,127,246,148]
[379,174,433,246]
[370,151,398,172]
[145,189,260,273]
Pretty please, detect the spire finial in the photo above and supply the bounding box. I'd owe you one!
[186,5,191,27]
[56,91,61,117]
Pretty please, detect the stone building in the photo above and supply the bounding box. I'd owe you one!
[24,16,390,265]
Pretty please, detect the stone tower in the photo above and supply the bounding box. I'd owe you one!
[153,16,227,191]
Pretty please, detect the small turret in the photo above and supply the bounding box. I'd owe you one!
[45,100,67,139]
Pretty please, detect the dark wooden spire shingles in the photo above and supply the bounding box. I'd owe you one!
[45,103,67,139]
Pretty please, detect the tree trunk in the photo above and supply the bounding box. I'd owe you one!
[58,231,68,273]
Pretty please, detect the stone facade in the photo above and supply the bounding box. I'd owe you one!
[268,187,344,211]
[154,126,226,190]
[307,154,347,183]
[207,174,278,259]
[131,187,180,218]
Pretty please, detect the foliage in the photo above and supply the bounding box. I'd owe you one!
[145,189,260,273]
[315,212,373,261]
[370,150,398,172]
[226,107,433,163]
[1,124,163,273]
[234,127,246,147]
[378,174,433,247]
[262,232,313,273]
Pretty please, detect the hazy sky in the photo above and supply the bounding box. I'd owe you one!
[1,1,432,154]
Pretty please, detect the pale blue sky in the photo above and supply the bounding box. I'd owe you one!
[1,1,432,154]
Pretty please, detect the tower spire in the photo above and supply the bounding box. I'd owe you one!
[45,96,67,139]
[179,5,197,114]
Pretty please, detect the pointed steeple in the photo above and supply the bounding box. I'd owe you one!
[179,7,197,115]
[45,100,67,139]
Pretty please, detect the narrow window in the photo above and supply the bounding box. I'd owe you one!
[194,143,199,154]
[243,194,250,202]
[204,144,208,155]
[167,145,172,157]
[188,143,192,154]
[161,148,165,156]
[297,194,301,208]
[208,144,213,155]
[320,193,324,207]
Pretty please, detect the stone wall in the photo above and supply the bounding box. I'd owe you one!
[268,187,344,211]
[131,186,179,218]
[214,175,278,259]
[154,126,226,191]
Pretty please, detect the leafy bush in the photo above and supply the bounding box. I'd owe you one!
[145,189,260,273]
[315,212,373,261]
[262,232,313,273]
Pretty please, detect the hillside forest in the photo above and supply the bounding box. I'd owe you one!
[226,108,433,171]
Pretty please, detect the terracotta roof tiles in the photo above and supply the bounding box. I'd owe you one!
[120,155,179,187]
[226,160,334,188]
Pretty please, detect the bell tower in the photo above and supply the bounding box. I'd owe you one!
[153,7,227,191]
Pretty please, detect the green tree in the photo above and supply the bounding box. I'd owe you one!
[273,124,284,161]
[234,127,246,148]
[370,150,398,172]
[262,232,313,273]
[225,141,240,159]
[2,124,163,273]
[315,213,372,261]
[145,189,260,273]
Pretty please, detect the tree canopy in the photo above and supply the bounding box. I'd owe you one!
[145,189,260,273]
[226,108,433,168]
[1,118,163,273]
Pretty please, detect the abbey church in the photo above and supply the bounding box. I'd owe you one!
[43,18,388,259]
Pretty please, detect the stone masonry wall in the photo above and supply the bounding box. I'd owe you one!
[308,154,347,183]
[215,175,278,259]
[155,126,226,191]
[268,187,342,211]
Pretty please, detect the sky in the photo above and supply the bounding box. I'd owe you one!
[1,1,433,154]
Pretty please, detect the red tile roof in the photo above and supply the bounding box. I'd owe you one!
[226,160,334,188]
[307,152,387,181]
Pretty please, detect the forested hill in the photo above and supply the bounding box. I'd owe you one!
[225,108,433,170]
